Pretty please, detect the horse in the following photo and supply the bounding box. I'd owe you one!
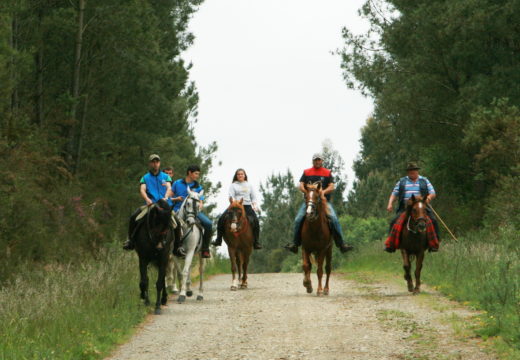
[223,199,254,291]
[174,187,205,303]
[133,199,176,314]
[301,182,333,296]
[400,194,430,294]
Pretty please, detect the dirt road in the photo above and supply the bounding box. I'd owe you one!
[108,273,495,360]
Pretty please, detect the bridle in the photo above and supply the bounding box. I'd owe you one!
[407,200,427,234]
[305,187,321,222]
[228,205,248,237]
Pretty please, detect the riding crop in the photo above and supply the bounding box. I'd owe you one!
[427,204,459,242]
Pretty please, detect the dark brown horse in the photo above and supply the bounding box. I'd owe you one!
[134,199,177,314]
[400,195,429,294]
[223,199,254,291]
[301,182,333,296]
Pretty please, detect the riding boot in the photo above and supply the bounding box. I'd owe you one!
[252,217,262,250]
[172,225,185,258]
[201,230,212,259]
[330,223,354,253]
[212,214,226,247]
[123,210,140,250]
[284,222,303,254]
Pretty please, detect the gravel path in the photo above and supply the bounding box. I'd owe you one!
[107,273,495,360]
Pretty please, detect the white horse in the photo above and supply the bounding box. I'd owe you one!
[174,187,205,303]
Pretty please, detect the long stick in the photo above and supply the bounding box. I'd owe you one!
[428,204,459,242]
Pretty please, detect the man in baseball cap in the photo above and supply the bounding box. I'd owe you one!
[285,153,354,254]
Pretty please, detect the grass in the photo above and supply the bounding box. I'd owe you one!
[339,225,520,359]
[0,245,230,360]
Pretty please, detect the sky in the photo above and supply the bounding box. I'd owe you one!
[183,0,374,212]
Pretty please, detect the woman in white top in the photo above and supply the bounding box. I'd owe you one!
[212,168,262,249]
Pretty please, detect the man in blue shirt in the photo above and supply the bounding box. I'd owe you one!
[123,154,172,250]
[171,165,213,259]
[385,162,440,252]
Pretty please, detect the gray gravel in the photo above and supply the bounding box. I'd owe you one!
[107,273,495,360]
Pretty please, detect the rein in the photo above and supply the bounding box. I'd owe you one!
[230,212,249,238]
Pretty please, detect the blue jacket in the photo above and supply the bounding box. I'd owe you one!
[171,178,205,212]
[140,171,173,206]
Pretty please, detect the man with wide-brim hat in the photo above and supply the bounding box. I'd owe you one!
[385,161,440,252]
[284,152,354,254]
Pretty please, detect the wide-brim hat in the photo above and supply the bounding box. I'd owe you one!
[148,154,160,161]
[406,162,420,171]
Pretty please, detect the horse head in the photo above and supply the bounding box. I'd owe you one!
[304,181,322,221]
[406,194,428,234]
[227,199,245,233]
[182,187,203,225]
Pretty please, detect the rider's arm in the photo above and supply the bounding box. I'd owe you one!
[140,184,152,205]
[164,182,172,200]
[322,182,335,196]
[387,194,397,212]
[299,182,306,193]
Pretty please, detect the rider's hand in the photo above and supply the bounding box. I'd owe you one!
[146,198,153,206]
[175,196,183,201]
[386,204,393,213]
[198,201,203,211]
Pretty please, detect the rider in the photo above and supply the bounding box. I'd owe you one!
[171,165,213,259]
[385,161,439,252]
[212,168,262,250]
[123,154,173,250]
[285,153,354,254]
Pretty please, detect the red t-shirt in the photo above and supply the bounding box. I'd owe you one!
[299,167,334,200]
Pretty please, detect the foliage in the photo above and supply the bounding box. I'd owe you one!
[340,0,520,231]
[320,139,348,215]
[0,0,218,280]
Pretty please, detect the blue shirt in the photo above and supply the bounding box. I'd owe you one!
[171,179,205,212]
[139,171,173,206]
[392,175,435,201]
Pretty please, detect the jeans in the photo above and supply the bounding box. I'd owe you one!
[197,212,213,251]
[293,202,345,247]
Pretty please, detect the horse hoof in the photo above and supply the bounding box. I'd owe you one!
[317,292,323,297]
[413,289,420,295]
[306,287,313,294]
[177,295,186,303]
[144,299,150,306]
[230,286,237,291]
[186,290,193,297]
[196,295,204,301]
[161,298,168,306]
[239,284,247,289]
[323,290,329,296]
[154,308,162,315]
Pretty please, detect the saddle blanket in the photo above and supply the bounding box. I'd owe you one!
[385,212,439,250]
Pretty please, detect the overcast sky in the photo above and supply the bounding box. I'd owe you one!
[183,0,374,212]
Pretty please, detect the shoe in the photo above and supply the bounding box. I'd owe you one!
[253,242,262,250]
[384,247,396,253]
[428,247,439,253]
[211,239,222,247]
[339,244,354,253]
[173,247,186,258]
[122,239,134,251]
[284,244,298,254]
[201,250,211,259]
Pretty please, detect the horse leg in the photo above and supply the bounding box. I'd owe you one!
[139,258,150,306]
[240,253,249,289]
[413,252,425,294]
[302,249,313,294]
[236,253,242,285]
[155,259,167,314]
[166,254,178,294]
[401,250,413,292]
[197,254,204,301]
[323,246,332,296]
[178,250,195,303]
[316,253,325,296]
[229,247,238,291]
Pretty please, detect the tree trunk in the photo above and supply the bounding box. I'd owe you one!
[67,0,86,170]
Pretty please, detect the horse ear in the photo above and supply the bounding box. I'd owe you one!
[316,182,322,190]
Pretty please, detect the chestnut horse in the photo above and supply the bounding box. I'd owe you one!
[223,199,254,291]
[400,195,429,294]
[301,182,333,296]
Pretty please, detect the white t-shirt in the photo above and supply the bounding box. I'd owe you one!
[228,181,257,206]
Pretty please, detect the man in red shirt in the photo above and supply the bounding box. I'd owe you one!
[285,153,354,254]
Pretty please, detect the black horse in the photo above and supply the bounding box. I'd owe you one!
[133,199,178,314]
